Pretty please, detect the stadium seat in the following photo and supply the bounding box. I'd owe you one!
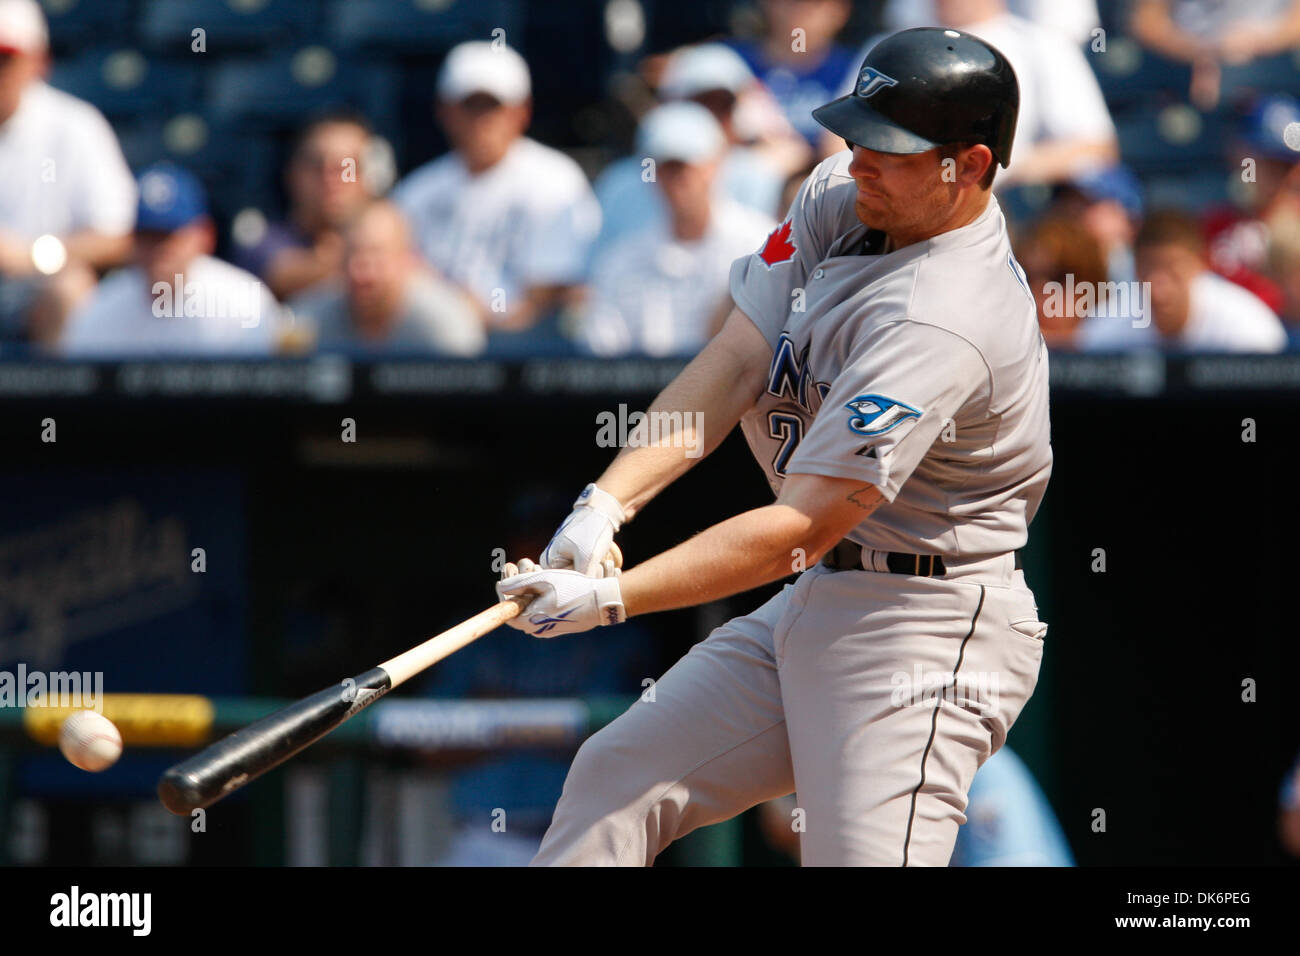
[40,0,135,53]
[205,50,399,133]
[1089,36,1192,116]
[48,48,199,121]
[325,0,520,54]
[1093,0,1129,33]
[1115,103,1229,175]
[1142,171,1232,213]
[114,115,280,219]
[996,183,1056,224]
[137,0,324,52]
[520,6,612,144]
[1219,52,1300,106]
[484,315,584,360]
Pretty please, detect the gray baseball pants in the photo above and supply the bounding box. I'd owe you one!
[531,555,1045,866]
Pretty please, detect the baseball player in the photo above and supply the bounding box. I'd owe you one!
[496,27,1052,866]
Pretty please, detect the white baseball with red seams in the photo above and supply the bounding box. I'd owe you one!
[58,711,123,773]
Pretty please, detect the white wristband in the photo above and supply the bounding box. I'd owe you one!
[593,576,627,626]
[574,482,626,529]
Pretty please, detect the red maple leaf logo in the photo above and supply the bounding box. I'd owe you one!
[758,219,796,267]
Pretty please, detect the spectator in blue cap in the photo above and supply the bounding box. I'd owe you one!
[59,163,282,356]
[1054,164,1144,287]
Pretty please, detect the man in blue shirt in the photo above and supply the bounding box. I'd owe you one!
[949,746,1075,866]
[727,0,858,150]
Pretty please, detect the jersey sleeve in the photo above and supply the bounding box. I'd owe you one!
[727,158,839,342]
[786,319,989,502]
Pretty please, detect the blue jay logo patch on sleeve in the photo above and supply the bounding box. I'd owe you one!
[845,394,921,436]
[856,67,899,99]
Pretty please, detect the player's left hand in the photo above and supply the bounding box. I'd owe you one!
[496,559,627,637]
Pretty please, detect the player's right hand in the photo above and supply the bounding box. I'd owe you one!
[496,562,626,637]
[540,483,626,578]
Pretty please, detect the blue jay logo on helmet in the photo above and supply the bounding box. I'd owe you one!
[845,395,921,436]
[856,66,899,99]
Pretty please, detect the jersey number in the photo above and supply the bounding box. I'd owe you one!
[768,412,804,478]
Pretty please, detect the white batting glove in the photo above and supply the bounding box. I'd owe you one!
[540,483,627,578]
[496,562,627,637]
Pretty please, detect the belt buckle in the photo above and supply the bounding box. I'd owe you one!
[824,540,863,571]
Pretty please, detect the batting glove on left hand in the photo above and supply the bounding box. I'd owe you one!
[540,483,626,578]
[496,560,626,638]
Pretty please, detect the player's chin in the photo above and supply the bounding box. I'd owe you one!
[853,197,889,229]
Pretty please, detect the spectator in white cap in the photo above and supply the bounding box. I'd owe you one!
[657,42,810,177]
[392,41,600,335]
[592,42,801,255]
[578,102,775,357]
[0,0,136,345]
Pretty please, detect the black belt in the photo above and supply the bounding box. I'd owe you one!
[821,540,1023,577]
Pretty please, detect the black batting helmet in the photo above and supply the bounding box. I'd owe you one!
[812,27,1019,169]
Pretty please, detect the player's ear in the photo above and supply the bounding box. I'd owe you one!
[962,144,995,189]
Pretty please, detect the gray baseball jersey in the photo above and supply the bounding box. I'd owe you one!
[729,151,1052,559]
[532,151,1053,867]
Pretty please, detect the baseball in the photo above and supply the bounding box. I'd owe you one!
[58,711,123,773]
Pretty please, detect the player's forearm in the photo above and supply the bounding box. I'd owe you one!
[620,496,860,616]
[265,249,339,301]
[1001,138,1118,186]
[1130,1,1207,61]
[596,314,767,519]
[618,473,883,615]
[595,390,730,521]
[1258,4,1300,54]
[62,232,132,272]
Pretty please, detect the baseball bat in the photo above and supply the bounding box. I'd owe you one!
[157,596,528,815]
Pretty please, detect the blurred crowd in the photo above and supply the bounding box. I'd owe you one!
[0,0,1298,359]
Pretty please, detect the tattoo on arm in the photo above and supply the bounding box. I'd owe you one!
[847,486,879,511]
